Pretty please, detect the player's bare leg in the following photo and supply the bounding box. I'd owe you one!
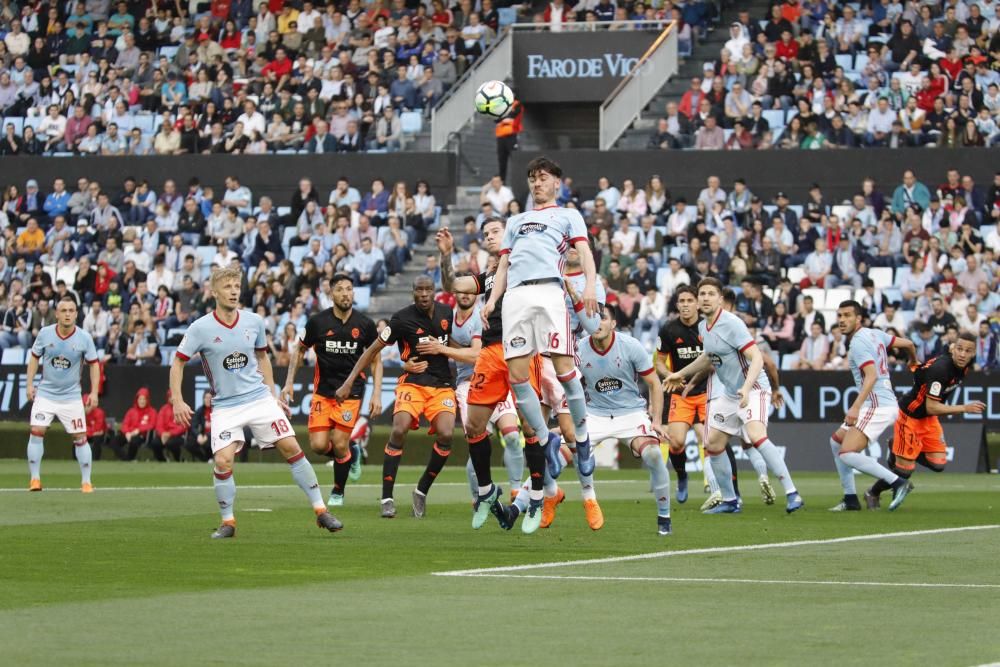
[309,429,352,506]
[274,435,344,531]
[868,451,931,506]
[742,421,803,514]
[379,412,413,518]
[412,412,455,518]
[633,438,671,535]
[833,426,911,511]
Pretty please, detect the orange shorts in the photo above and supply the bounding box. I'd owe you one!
[892,413,946,462]
[309,396,361,434]
[667,393,707,426]
[468,343,542,407]
[394,383,456,430]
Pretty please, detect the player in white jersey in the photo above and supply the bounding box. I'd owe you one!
[531,255,608,530]
[665,278,804,514]
[828,300,917,512]
[26,296,101,493]
[514,306,673,535]
[481,157,600,522]
[170,267,343,538]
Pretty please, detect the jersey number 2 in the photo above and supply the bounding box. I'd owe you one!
[876,344,888,375]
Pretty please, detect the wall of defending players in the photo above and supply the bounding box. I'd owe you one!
[0,364,992,471]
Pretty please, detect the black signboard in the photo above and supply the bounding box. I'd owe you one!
[512,31,660,103]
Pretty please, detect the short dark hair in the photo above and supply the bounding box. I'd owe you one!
[838,299,864,316]
[722,288,737,307]
[526,156,563,179]
[331,272,354,287]
[480,215,505,232]
[957,331,977,344]
[58,295,77,306]
[697,277,724,294]
[675,285,697,300]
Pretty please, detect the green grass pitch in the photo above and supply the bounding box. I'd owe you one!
[1,459,999,666]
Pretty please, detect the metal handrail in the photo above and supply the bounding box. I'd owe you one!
[602,21,676,111]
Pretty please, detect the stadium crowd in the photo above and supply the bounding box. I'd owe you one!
[0,0,519,155]
[646,0,1000,149]
[0,172,440,367]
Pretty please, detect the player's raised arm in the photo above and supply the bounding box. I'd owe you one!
[337,336,386,402]
[437,228,479,294]
[481,253,508,327]
[738,343,765,409]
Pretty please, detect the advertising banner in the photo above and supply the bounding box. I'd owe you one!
[512,31,660,103]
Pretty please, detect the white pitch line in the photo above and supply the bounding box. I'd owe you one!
[433,525,1000,577]
[0,480,647,493]
[451,573,1000,590]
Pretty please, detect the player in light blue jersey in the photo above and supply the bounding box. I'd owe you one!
[170,266,343,539]
[828,301,918,512]
[482,156,600,524]
[26,296,101,493]
[512,306,673,535]
[665,278,804,514]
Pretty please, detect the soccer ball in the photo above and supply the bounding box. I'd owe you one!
[474,80,515,119]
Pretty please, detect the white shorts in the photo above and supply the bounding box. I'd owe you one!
[456,381,518,433]
[707,388,770,440]
[501,282,572,359]
[539,356,570,415]
[211,396,292,454]
[841,404,898,445]
[30,395,87,434]
[588,411,656,445]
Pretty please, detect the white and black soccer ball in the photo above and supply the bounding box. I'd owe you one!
[474,80,515,119]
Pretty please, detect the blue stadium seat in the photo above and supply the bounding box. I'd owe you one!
[780,353,800,370]
[869,267,893,289]
[23,116,42,131]
[894,266,911,287]
[498,7,517,27]
[400,111,423,135]
[853,54,869,72]
[354,286,371,311]
[133,115,155,134]
[3,117,24,134]
[160,347,177,365]
[835,54,854,72]
[1,347,25,364]
[787,267,806,284]
[281,225,297,256]
[288,245,308,265]
[195,245,215,280]
[762,109,784,129]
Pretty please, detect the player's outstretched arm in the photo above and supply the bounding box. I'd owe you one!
[337,338,386,401]
[761,352,783,409]
[169,355,193,427]
[437,229,479,294]
[281,344,307,403]
[25,352,39,401]
[926,396,986,416]
[574,238,598,317]
[889,335,919,367]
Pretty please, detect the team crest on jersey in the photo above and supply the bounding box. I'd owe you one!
[50,356,71,370]
[223,352,249,371]
[518,222,546,235]
[351,327,360,339]
[510,336,526,349]
[595,377,623,393]
[443,398,455,408]
[34,413,45,421]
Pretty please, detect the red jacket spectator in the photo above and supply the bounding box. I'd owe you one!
[156,390,188,440]
[93,261,116,296]
[121,387,157,435]
[940,55,963,81]
[211,0,232,21]
[775,35,800,61]
[84,394,108,439]
[679,87,705,119]
[262,54,292,80]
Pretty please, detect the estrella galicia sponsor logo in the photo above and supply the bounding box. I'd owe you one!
[51,356,71,370]
[708,353,723,368]
[510,336,527,349]
[517,222,547,235]
[223,352,249,371]
[595,377,623,394]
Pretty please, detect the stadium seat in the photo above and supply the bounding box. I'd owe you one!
[787,267,805,284]
[853,288,868,303]
[788,205,803,219]
[900,310,916,329]
[400,111,423,135]
[835,54,854,71]
[780,353,800,370]
[276,206,291,217]
[160,347,177,365]
[762,109,784,129]
[498,7,517,26]
[56,264,77,286]
[669,245,687,260]
[853,54,869,72]
[656,267,671,291]
[281,226,297,255]
[354,285,371,311]
[883,288,902,305]
[133,115,155,134]
[820,308,837,325]
[195,245,215,267]
[831,204,852,221]
[288,245,308,265]
[23,116,42,131]
[3,117,24,134]
[158,45,179,60]
[803,288,826,309]
[826,288,851,307]
[869,267,893,288]
[894,266,911,287]
[1,347,25,364]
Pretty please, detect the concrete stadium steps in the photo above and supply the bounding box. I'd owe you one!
[614,0,773,150]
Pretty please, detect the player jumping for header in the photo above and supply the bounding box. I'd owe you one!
[481,156,599,530]
[664,278,804,515]
[171,267,343,538]
[26,296,101,493]
[827,300,919,512]
[281,273,382,507]
[865,332,985,507]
